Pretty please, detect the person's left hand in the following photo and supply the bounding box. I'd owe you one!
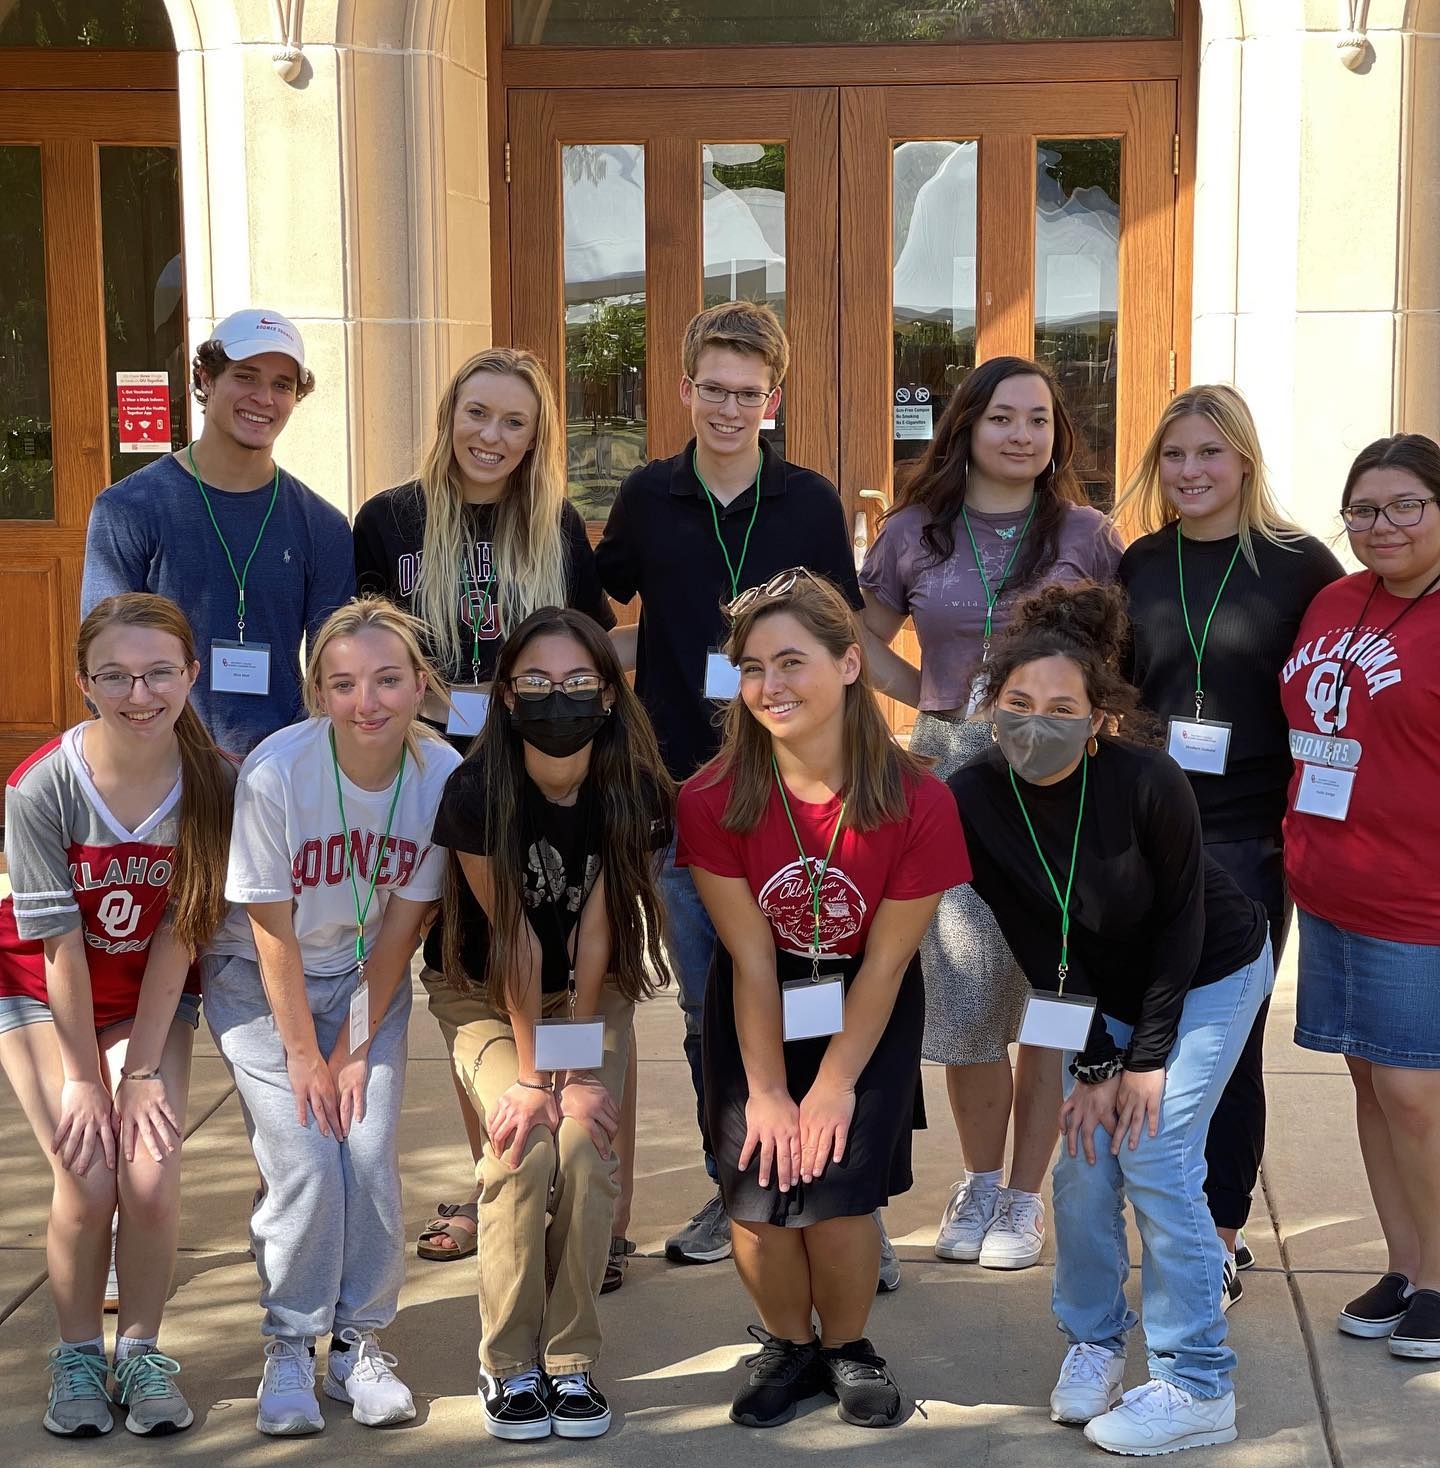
[798,1077,857,1183]
[1112,1068,1165,1154]
[559,1076,619,1158]
[1059,1074,1120,1165]
[328,1046,370,1139]
[116,1075,181,1163]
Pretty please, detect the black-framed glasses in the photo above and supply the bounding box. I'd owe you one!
[686,377,773,409]
[1340,497,1436,532]
[724,566,822,618]
[509,673,605,701]
[87,666,187,699]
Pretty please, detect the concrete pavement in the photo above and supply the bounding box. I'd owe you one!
[1,946,1436,1466]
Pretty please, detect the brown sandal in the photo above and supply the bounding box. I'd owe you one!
[417,1201,479,1261]
[601,1236,636,1295]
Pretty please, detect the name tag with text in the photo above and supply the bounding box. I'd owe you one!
[211,640,271,695]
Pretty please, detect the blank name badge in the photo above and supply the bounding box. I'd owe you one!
[705,650,741,700]
[1294,762,1355,822]
[211,640,271,695]
[447,689,490,738]
[534,1017,605,1071]
[1167,717,1232,775]
[781,976,845,1042]
[348,981,369,1053]
[1017,991,1097,1051]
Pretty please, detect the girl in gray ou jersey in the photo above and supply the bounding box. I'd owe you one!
[860,357,1122,1272]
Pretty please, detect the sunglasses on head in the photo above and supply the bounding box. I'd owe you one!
[723,566,823,619]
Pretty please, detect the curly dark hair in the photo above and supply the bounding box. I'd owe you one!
[191,339,316,406]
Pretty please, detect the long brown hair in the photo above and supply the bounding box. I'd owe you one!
[707,576,929,832]
[886,355,1089,589]
[440,608,674,1008]
[75,594,234,955]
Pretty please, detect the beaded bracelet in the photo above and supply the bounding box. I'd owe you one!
[516,1077,553,1092]
[119,1067,162,1083]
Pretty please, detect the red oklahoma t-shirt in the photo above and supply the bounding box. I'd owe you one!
[676,766,970,957]
[1280,572,1440,944]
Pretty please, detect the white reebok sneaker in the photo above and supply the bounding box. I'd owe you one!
[1084,1379,1237,1456]
[1050,1342,1126,1425]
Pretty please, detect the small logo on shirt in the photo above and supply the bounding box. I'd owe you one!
[283,548,291,563]
[995,525,1018,541]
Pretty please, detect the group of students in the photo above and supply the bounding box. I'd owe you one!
[1,298,1438,1456]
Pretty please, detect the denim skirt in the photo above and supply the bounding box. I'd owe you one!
[1295,909,1440,1068]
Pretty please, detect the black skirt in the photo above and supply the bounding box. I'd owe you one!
[702,944,926,1228]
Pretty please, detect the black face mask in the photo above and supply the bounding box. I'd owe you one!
[510,690,610,758]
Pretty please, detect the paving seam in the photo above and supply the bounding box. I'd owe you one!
[1259,1161,1345,1468]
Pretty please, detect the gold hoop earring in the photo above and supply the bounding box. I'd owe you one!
[990,722,999,744]
[1086,734,1099,758]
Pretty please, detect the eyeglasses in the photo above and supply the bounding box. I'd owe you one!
[1340,497,1437,531]
[87,666,187,698]
[509,673,605,701]
[724,566,822,618]
[686,377,773,410]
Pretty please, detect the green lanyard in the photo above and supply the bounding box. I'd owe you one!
[328,728,407,978]
[459,555,497,684]
[1176,533,1242,719]
[695,450,763,601]
[186,445,279,645]
[961,497,1038,656]
[1008,754,1087,992]
[772,756,847,976]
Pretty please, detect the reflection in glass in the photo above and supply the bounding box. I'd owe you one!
[704,143,786,458]
[100,148,186,485]
[513,1,1174,45]
[1034,139,1121,509]
[0,0,174,47]
[563,144,647,520]
[0,147,54,521]
[893,141,977,468]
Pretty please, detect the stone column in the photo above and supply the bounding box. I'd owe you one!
[168,0,492,516]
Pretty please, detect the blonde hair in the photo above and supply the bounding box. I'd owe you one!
[681,301,790,387]
[304,597,450,765]
[413,349,569,675]
[1112,384,1305,570]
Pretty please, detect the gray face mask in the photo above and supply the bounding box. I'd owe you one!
[993,708,1094,783]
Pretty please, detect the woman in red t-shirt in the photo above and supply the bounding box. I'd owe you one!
[676,571,968,1430]
[1280,433,1440,1360]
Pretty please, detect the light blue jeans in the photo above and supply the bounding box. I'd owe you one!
[659,839,718,1179]
[1053,941,1274,1399]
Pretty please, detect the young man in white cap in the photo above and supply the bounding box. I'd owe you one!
[82,309,354,758]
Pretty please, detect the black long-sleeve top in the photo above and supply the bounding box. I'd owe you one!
[948,738,1267,1070]
[1119,525,1344,841]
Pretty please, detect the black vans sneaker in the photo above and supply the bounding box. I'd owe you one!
[1389,1289,1440,1360]
[1338,1273,1413,1339]
[546,1372,611,1438]
[730,1328,824,1428]
[478,1367,551,1440]
[820,1338,904,1428]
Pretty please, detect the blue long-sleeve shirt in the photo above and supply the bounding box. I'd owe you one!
[80,454,354,758]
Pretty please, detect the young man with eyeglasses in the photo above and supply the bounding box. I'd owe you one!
[81,310,355,760]
[596,301,914,1273]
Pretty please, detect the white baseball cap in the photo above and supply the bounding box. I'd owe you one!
[209,309,306,371]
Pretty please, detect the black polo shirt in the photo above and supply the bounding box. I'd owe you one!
[596,438,863,780]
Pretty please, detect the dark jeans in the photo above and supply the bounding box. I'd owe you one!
[1202,833,1292,1231]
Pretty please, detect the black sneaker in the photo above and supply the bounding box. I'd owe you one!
[546,1371,611,1437]
[478,1367,551,1440]
[1389,1288,1440,1360]
[1233,1230,1255,1271]
[1221,1254,1243,1312]
[820,1338,904,1428]
[730,1327,824,1428]
[1338,1273,1413,1339]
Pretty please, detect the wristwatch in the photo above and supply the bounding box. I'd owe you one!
[1069,1054,1125,1085]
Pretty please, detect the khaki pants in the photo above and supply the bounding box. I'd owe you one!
[435,971,632,1375]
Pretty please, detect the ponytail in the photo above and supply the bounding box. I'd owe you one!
[167,706,236,954]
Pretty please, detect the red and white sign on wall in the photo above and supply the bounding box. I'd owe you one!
[116,371,172,454]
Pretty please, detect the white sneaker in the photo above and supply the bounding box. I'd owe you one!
[256,1339,323,1436]
[1083,1379,1237,1456]
[1050,1343,1125,1424]
[323,1329,416,1426]
[934,1180,999,1261]
[979,1189,1045,1270]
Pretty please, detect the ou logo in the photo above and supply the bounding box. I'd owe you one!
[1305,662,1352,735]
[96,890,142,939]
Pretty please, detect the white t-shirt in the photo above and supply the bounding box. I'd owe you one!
[212,718,462,977]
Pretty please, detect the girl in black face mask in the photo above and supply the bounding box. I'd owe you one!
[948,582,1273,1457]
[425,608,675,1441]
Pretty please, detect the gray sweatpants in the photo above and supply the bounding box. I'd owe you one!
[202,953,410,1342]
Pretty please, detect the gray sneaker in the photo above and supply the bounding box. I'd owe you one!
[876,1212,901,1293]
[43,1345,113,1437]
[115,1350,194,1436]
[665,1188,732,1264]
